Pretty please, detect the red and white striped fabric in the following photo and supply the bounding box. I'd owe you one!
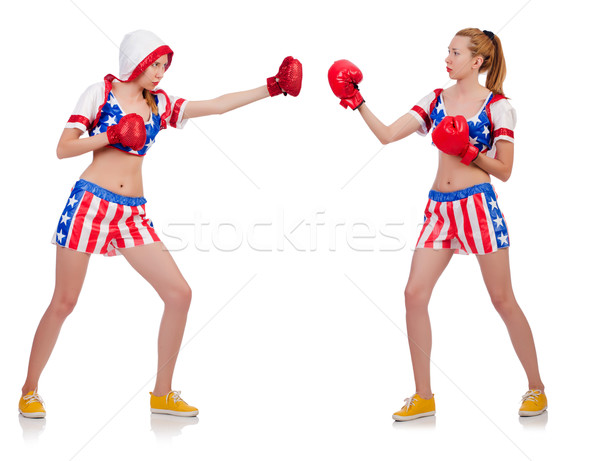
[52,179,160,257]
[415,183,509,255]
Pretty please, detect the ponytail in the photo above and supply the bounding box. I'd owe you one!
[456,28,507,95]
[143,89,159,115]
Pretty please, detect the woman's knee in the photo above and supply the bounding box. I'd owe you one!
[404,284,430,312]
[163,282,192,310]
[48,293,79,318]
[489,291,517,316]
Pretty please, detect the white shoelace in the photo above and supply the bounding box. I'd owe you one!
[23,391,44,406]
[403,394,418,410]
[169,390,184,404]
[521,389,542,403]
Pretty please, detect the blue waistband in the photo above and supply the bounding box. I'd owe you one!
[73,179,147,206]
[428,182,495,202]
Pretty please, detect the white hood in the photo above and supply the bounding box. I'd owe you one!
[118,30,173,82]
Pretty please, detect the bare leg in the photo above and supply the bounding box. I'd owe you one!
[119,242,192,396]
[404,248,454,399]
[476,249,544,391]
[22,246,91,396]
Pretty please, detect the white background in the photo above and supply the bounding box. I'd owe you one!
[1,0,598,460]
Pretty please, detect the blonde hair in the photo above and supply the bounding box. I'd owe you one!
[143,89,159,115]
[456,28,507,95]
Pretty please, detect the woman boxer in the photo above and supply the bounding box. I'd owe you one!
[19,30,302,418]
[328,28,546,420]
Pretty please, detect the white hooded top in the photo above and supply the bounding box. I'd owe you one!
[118,30,173,82]
[65,30,188,148]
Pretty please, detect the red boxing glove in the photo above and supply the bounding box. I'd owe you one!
[106,113,146,152]
[267,56,303,97]
[431,115,479,165]
[327,59,365,110]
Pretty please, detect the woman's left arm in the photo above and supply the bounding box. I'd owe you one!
[472,140,514,182]
[183,85,270,119]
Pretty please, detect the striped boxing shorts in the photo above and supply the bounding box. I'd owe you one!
[51,179,161,256]
[415,182,509,255]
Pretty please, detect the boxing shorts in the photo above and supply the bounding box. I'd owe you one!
[415,182,509,255]
[52,179,160,256]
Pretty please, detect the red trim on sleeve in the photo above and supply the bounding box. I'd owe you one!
[485,94,508,146]
[151,89,172,130]
[429,89,443,114]
[493,128,514,139]
[68,115,91,130]
[169,98,185,128]
[427,88,444,132]
[414,88,443,133]
[86,76,115,133]
[488,94,507,105]
[411,105,430,130]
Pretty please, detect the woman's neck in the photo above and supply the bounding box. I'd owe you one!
[112,80,144,102]
[453,73,487,98]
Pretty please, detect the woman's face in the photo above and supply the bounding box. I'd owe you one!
[445,35,481,80]
[138,54,169,90]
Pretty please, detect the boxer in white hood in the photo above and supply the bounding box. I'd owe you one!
[19,29,302,419]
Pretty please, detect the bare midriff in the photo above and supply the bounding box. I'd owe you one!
[80,146,145,197]
[430,150,490,192]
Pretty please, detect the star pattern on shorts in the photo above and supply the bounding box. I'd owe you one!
[56,230,66,243]
[60,213,71,225]
[498,233,509,246]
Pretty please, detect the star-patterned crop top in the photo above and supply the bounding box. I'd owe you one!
[409,88,516,159]
[65,75,189,156]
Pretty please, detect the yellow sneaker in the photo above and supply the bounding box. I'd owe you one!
[393,393,435,421]
[150,390,198,417]
[518,389,547,416]
[19,390,46,419]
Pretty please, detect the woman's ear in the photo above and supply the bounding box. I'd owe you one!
[473,56,484,70]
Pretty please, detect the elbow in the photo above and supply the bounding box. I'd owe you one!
[498,170,511,182]
[379,129,394,145]
[56,143,70,159]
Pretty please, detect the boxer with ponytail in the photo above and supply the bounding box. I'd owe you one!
[329,28,546,421]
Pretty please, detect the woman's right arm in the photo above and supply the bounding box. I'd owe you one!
[357,104,421,145]
[56,128,109,159]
